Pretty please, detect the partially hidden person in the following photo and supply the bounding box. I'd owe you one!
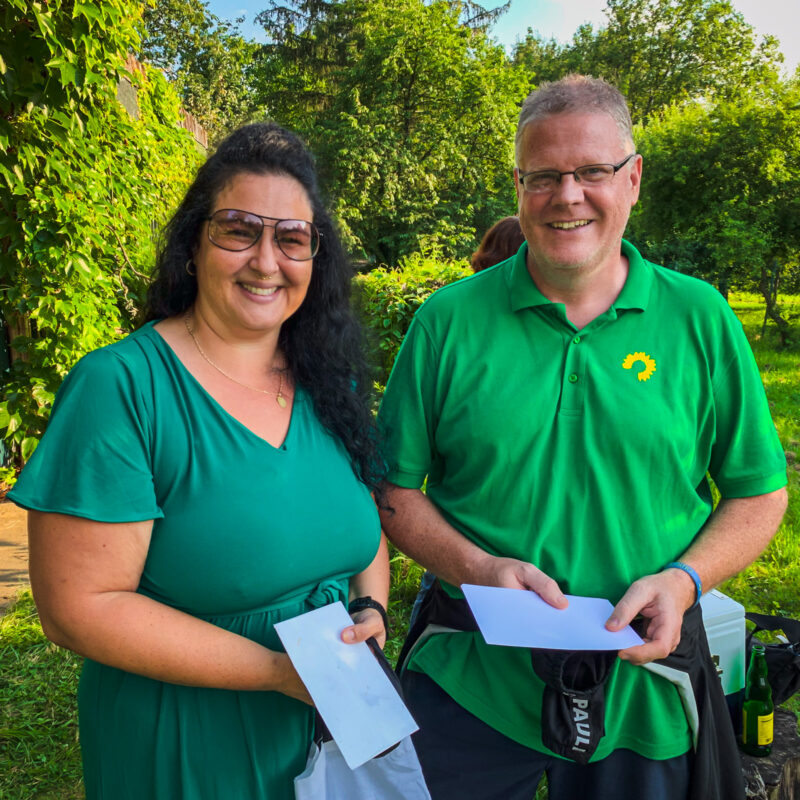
[470,215,525,272]
[9,122,389,800]
[377,75,788,800]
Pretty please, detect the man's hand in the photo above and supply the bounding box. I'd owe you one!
[605,569,696,665]
[379,485,568,609]
[480,555,569,610]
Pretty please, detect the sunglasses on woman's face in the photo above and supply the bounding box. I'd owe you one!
[205,209,321,261]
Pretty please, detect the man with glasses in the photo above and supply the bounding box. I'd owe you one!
[378,75,787,799]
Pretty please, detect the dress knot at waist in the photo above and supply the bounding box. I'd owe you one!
[195,577,348,622]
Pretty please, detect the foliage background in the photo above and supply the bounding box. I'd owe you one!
[255,0,527,265]
[139,0,261,140]
[353,251,472,387]
[0,0,202,477]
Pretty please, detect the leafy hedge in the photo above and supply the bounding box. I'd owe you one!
[352,251,472,388]
[0,0,202,476]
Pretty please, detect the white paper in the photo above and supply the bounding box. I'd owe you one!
[461,584,644,650]
[274,601,418,769]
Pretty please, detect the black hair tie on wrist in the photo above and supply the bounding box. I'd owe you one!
[348,596,389,637]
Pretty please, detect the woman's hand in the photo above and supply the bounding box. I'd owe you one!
[341,607,387,650]
[272,652,314,705]
[274,610,386,707]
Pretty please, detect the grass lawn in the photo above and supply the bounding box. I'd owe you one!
[0,592,83,799]
[720,293,800,619]
[1,292,798,799]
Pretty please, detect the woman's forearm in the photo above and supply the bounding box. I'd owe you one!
[28,511,311,701]
[343,531,390,647]
[42,588,304,694]
[349,531,390,607]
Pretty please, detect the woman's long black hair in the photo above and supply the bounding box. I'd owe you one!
[145,122,384,496]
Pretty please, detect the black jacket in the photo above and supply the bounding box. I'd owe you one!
[399,580,744,800]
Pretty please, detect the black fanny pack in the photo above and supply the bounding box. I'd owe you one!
[397,579,622,764]
[530,648,617,764]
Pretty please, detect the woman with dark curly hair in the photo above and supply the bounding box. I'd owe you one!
[10,123,389,799]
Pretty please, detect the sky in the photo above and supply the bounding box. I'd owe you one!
[206,0,800,74]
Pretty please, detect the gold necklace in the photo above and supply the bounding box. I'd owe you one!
[183,312,288,408]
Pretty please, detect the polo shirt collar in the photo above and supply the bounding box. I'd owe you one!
[615,239,651,311]
[508,243,551,312]
[508,238,653,313]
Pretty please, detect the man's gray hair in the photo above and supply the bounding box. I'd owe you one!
[515,75,634,164]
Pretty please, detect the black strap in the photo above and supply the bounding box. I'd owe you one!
[396,577,618,765]
[395,578,477,673]
[745,611,800,643]
[744,611,800,706]
[658,605,744,800]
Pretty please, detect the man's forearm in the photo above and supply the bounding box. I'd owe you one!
[609,486,787,664]
[378,484,490,587]
[676,487,787,596]
[379,483,568,607]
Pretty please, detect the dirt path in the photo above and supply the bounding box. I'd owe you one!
[0,501,28,612]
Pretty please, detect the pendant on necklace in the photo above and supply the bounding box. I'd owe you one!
[276,395,288,409]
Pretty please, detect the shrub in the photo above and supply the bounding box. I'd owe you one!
[352,251,471,388]
[0,0,202,475]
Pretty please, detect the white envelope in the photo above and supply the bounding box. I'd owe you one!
[275,601,418,769]
[461,584,644,650]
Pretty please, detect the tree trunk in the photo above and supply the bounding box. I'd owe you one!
[5,311,30,364]
[758,263,791,348]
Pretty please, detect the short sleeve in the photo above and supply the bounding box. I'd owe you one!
[708,310,787,497]
[9,347,163,522]
[377,314,440,489]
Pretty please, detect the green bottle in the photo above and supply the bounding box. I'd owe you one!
[740,644,773,757]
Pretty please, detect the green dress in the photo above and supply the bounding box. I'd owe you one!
[9,322,381,799]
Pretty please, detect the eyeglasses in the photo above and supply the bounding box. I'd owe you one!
[518,154,637,194]
[205,209,321,260]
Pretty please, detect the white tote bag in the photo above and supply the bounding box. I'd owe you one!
[294,734,432,800]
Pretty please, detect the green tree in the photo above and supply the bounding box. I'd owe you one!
[510,31,566,85]
[140,0,261,141]
[513,0,783,123]
[256,0,526,264]
[0,0,202,472]
[630,83,800,344]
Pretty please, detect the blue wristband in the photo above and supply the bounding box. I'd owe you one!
[663,561,702,608]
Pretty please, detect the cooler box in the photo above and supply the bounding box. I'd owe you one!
[699,588,745,734]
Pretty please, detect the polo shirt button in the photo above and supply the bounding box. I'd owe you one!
[568,373,578,383]
[573,336,581,344]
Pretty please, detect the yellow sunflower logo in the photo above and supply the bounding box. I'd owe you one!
[622,352,657,382]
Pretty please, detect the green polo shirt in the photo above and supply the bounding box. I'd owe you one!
[378,239,786,761]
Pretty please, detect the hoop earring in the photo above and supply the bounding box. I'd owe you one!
[185,259,197,277]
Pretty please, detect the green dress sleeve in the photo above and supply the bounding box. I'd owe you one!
[9,346,164,522]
